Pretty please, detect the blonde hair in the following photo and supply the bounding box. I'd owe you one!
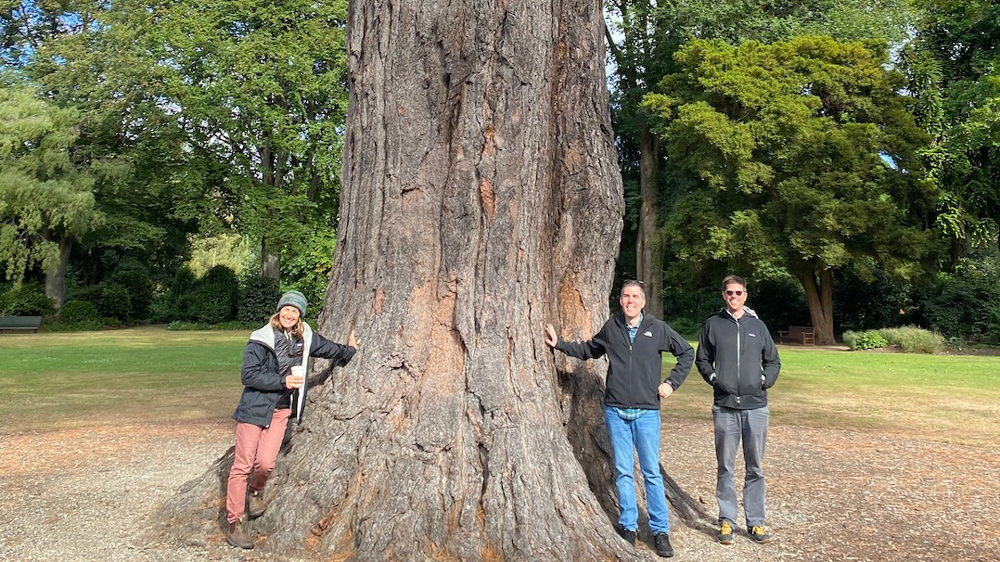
[269,312,304,338]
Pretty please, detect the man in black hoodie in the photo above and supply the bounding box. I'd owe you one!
[545,280,693,558]
[696,275,780,546]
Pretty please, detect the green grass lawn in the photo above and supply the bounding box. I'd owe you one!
[2,329,997,450]
[664,345,1000,449]
[0,326,247,431]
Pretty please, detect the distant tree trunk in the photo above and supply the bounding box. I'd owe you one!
[148,0,714,558]
[261,237,280,281]
[636,127,664,317]
[44,233,73,309]
[798,267,836,345]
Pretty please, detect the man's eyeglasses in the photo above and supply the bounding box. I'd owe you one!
[725,290,744,296]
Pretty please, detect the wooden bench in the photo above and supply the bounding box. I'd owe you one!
[0,316,43,333]
[776,325,814,345]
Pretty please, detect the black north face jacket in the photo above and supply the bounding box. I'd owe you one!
[555,313,694,410]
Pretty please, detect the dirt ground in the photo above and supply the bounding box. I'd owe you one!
[1,417,997,561]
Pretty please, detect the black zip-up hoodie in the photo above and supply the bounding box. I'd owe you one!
[696,308,780,410]
[555,313,694,410]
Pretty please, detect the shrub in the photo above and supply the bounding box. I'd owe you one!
[667,317,701,339]
[987,306,1000,345]
[879,326,944,354]
[185,265,239,324]
[91,282,134,321]
[167,320,212,331]
[108,270,154,320]
[239,275,280,325]
[0,283,56,316]
[916,256,1000,340]
[59,300,99,323]
[212,320,258,331]
[45,318,104,331]
[843,330,889,351]
[280,229,337,315]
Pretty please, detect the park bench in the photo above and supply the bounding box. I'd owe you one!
[0,316,43,333]
[776,325,814,345]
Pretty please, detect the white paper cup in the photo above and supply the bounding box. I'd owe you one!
[291,365,306,378]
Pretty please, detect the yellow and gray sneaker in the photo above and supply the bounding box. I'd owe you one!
[718,520,734,545]
[749,525,772,544]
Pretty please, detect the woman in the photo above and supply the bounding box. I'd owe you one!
[225,290,357,549]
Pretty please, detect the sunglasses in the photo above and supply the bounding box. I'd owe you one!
[725,290,744,296]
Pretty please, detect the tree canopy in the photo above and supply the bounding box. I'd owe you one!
[0,84,99,283]
[643,36,938,344]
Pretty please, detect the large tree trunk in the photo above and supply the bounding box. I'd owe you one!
[147,0,710,558]
[636,126,663,317]
[44,234,73,309]
[797,267,836,345]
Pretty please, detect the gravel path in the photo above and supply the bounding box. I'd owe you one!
[1,417,997,561]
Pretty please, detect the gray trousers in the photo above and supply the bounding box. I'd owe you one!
[713,404,769,527]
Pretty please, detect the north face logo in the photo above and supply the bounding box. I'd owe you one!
[643,331,653,337]
[748,333,757,337]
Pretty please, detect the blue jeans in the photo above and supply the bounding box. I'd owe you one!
[603,406,670,533]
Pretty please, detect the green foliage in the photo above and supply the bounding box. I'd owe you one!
[879,326,945,354]
[91,282,133,321]
[0,283,55,316]
[643,36,937,336]
[47,300,103,331]
[280,228,337,315]
[0,86,100,283]
[239,275,280,325]
[188,234,248,278]
[58,300,99,322]
[166,320,213,331]
[987,306,1000,344]
[843,326,944,353]
[183,265,239,325]
[108,269,154,320]
[212,320,258,331]
[900,1,1000,255]
[916,256,1000,340]
[833,268,914,332]
[843,330,889,350]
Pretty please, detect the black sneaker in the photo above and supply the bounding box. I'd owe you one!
[615,525,636,545]
[654,533,674,557]
[749,525,772,544]
[718,520,734,545]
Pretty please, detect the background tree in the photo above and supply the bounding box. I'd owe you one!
[644,36,937,345]
[0,84,99,304]
[12,0,209,294]
[105,0,350,281]
[605,0,916,318]
[902,0,1000,263]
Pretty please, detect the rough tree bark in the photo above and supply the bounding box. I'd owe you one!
[149,0,712,558]
[44,233,73,308]
[798,266,836,346]
[636,127,664,317]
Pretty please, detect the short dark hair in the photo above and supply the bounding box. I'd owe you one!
[722,275,747,292]
[622,279,646,300]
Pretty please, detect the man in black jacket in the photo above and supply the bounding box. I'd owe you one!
[545,280,693,558]
[696,275,780,546]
